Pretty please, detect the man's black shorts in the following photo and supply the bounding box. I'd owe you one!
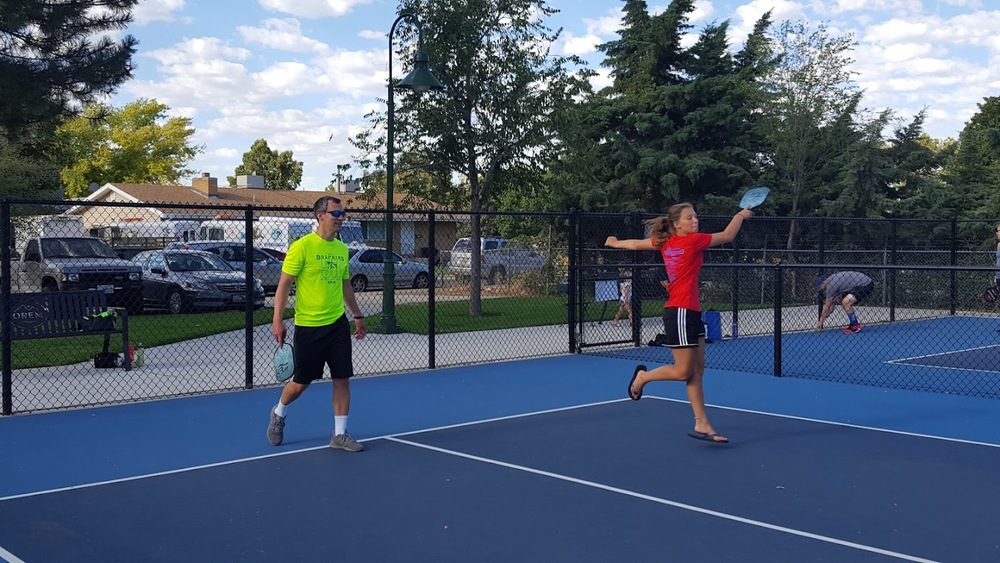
[846,281,875,304]
[292,315,353,384]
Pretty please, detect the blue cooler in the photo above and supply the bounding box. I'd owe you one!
[703,311,722,341]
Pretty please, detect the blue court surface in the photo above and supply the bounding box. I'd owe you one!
[602,315,1000,397]
[2,354,999,562]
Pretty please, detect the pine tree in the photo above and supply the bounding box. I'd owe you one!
[0,0,139,138]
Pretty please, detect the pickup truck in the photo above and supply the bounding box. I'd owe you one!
[9,237,144,313]
[449,237,547,285]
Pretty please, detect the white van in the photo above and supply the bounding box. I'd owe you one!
[199,217,364,253]
[110,220,200,243]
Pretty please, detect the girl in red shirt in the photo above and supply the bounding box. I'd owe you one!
[605,203,751,444]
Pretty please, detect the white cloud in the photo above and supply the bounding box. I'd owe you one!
[731,0,806,42]
[561,33,603,56]
[818,0,922,16]
[237,18,328,53]
[257,0,372,19]
[358,29,384,41]
[132,0,186,25]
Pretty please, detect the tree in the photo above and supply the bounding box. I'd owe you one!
[943,96,1000,219]
[228,139,303,190]
[759,20,872,247]
[351,0,589,315]
[561,0,776,213]
[55,99,202,197]
[0,0,138,139]
[0,135,60,199]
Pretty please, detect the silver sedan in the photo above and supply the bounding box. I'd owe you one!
[348,246,431,292]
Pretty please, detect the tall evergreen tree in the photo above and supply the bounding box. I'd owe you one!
[592,0,775,212]
[0,0,138,138]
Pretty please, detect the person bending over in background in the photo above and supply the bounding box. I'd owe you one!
[816,271,874,334]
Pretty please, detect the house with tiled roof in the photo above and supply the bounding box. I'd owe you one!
[66,173,465,258]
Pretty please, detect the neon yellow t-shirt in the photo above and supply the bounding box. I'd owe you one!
[282,232,350,327]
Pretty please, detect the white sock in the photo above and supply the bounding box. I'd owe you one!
[334,415,348,436]
[274,402,287,417]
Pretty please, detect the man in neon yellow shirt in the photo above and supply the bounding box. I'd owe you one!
[267,196,367,451]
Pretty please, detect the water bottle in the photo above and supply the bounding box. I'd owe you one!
[136,343,145,367]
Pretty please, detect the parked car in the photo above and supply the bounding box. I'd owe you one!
[164,241,284,294]
[132,250,265,314]
[258,247,287,261]
[348,246,431,293]
[449,237,546,284]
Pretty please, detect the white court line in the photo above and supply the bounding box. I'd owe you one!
[387,436,938,563]
[888,343,1000,363]
[0,398,627,503]
[885,344,1000,374]
[0,546,27,563]
[1,394,996,504]
[645,396,1000,449]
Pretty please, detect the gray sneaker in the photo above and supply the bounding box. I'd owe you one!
[330,432,364,452]
[267,407,285,446]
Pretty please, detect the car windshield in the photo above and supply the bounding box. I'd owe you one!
[452,239,471,252]
[165,252,231,272]
[41,238,118,259]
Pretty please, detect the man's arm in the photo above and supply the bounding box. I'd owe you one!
[342,282,366,339]
[817,298,835,330]
[271,272,296,344]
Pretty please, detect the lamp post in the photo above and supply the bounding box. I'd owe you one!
[381,12,444,334]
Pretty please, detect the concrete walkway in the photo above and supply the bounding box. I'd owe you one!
[7,304,951,413]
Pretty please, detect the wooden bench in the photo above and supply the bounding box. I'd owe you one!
[2,290,131,371]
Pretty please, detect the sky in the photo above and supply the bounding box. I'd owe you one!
[116,0,1000,191]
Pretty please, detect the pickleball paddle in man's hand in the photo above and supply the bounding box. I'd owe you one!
[274,343,294,383]
[739,187,770,209]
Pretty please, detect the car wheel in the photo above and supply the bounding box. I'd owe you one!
[351,275,368,293]
[412,272,430,289]
[488,266,507,285]
[166,290,184,314]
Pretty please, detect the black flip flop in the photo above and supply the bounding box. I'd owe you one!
[628,364,646,400]
[688,431,729,444]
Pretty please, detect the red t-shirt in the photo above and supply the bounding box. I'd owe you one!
[657,233,712,311]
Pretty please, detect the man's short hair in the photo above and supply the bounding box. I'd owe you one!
[313,195,342,215]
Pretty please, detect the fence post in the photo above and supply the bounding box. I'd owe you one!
[889,219,897,322]
[1,199,11,414]
[567,209,578,353]
[630,211,643,344]
[950,218,958,315]
[244,206,254,390]
[730,226,740,339]
[773,263,782,377]
[427,211,436,369]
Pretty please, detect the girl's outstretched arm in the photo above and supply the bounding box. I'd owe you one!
[605,236,654,251]
[710,209,752,247]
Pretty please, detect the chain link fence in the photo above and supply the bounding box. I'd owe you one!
[576,214,1000,399]
[2,199,999,414]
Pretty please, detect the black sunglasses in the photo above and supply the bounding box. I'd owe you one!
[324,210,347,218]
